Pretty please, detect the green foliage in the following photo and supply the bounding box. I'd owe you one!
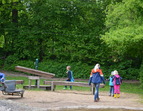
[2,59,93,79]
[107,60,139,80]
[2,59,139,80]
[1,0,110,65]
[1,0,143,83]
[102,0,143,58]
[139,62,143,88]
[4,55,19,65]
[102,0,143,84]
[0,35,4,48]
[33,60,92,79]
[3,60,34,71]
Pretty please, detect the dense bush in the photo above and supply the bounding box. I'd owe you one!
[2,59,140,80]
[139,63,143,88]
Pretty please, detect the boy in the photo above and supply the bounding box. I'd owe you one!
[63,66,74,90]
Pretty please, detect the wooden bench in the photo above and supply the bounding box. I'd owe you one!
[15,66,55,90]
[44,81,105,94]
[15,80,24,84]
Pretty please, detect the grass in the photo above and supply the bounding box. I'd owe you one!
[6,76,143,96]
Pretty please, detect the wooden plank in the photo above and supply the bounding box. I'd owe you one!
[15,66,55,78]
[15,80,24,84]
[23,85,51,90]
[44,81,105,92]
[44,81,90,87]
[28,76,40,80]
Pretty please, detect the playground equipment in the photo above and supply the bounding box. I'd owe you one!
[15,66,55,90]
[15,66,55,78]
[15,66,104,94]
[0,80,24,98]
[44,81,105,94]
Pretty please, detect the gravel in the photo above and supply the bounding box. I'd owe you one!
[0,100,47,111]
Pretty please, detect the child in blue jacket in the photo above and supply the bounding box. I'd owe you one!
[108,71,114,97]
[0,72,5,83]
[63,66,74,90]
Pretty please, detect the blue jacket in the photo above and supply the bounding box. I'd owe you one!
[67,70,74,82]
[0,73,5,82]
[109,76,114,86]
[91,72,105,84]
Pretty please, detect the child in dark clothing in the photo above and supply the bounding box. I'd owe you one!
[63,66,74,90]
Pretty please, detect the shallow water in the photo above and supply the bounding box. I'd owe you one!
[63,108,142,111]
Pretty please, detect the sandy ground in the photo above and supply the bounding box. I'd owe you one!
[0,70,143,110]
[0,90,142,110]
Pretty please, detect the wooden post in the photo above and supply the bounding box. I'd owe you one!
[29,79,32,89]
[51,81,54,91]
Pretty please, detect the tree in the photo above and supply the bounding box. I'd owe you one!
[102,0,143,59]
[102,0,143,84]
[13,0,110,63]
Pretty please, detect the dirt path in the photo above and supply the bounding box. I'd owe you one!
[0,90,142,110]
[0,70,143,110]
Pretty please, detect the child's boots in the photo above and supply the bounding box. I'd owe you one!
[117,94,120,98]
[114,94,120,98]
[114,94,117,98]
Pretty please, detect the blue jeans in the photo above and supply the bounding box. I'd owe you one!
[109,86,114,95]
[94,83,100,100]
[65,80,72,89]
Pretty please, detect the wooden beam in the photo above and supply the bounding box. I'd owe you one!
[15,66,55,78]
[44,81,105,93]
[15,80,24,84]
[44,81,90,87]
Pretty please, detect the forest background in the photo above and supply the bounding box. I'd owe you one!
[0,0,143,87]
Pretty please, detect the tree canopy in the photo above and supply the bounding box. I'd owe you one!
[0,0,143,86]
[102,0,143,60]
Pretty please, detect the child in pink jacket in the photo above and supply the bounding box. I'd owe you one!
[112,70,122,98]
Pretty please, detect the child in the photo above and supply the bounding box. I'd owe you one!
[112,70,122,98]
[0,72,5,83]
[108,71,114,96]
[63,66,74,90]
[89,64,105,102]
[0,72,6,87]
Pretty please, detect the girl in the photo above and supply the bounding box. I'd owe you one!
[112,70,122,98]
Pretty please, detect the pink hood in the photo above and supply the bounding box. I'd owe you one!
[114,74,120,78]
